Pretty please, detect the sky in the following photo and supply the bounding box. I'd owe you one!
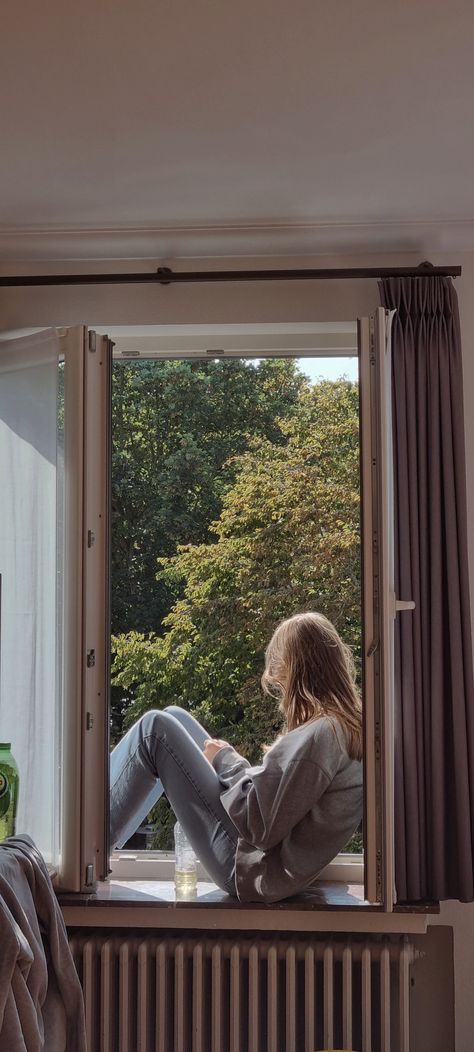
[296,356,358,383]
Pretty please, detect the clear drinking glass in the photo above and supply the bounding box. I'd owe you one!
[174,821,198,895]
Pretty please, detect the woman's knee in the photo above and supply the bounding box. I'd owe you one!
[162,706,206,745]
[138,709,173,739]
[163,705,187,720]
[136,710,184,770]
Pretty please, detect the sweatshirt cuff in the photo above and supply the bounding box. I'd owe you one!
[212,745,250,783]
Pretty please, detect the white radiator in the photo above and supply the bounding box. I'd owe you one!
[69,933,418,1052]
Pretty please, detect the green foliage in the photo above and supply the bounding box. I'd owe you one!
[149,797,176,852]
[112,380,361,772]
[111,358,304,637]
[345,826,363,854]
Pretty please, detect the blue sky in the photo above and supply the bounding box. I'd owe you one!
[296,356,358,383]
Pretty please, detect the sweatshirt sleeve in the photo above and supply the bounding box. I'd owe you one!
[211,745,251,787]
[212,728,338,851]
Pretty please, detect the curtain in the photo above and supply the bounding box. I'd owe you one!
[379,277,474,901]
[0,330,62,864]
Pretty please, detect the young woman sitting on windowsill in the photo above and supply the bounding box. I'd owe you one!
[109,612,363,904]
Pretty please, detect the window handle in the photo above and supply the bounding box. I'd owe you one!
[395,598,415,613]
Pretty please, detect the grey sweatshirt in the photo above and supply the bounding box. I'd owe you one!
[212,716,363,903]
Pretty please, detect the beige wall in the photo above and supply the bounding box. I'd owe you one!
[2,247,473,1049]
[411,926,455,1052]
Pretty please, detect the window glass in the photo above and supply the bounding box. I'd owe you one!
[0,331,64,863]
[110,351,362,860]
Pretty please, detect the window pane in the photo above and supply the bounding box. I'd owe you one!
[0,330,63,863]
[110,352,362,861]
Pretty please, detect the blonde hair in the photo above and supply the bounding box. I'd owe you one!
[261,612,362,761]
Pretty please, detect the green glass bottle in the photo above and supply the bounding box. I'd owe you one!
[0,743,19,841]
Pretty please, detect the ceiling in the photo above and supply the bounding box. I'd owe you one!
[2,1,474,260]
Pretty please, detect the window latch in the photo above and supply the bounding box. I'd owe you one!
[395,598,416,613]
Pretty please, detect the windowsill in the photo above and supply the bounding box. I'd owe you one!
[59,878,370,910]
[58,878,438,935]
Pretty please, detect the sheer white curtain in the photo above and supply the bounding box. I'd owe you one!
[0,329,62,863]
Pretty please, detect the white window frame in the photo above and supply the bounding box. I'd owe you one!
[103,314,393,901]
[359,308,396,909]
[58,327,111,892]
[108,848,365,885]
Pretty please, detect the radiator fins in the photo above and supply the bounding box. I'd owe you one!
[69,933,417,1052]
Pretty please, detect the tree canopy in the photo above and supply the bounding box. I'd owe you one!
[111,357,304,636]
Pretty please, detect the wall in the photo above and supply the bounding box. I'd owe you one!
[411,926,455,1052]
[1,248,473,1049]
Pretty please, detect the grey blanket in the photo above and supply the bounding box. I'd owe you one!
[0,835,85,1051]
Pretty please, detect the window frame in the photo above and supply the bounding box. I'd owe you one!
[107,335,364,882]
[108,848,364,886]
[57,327,112,892]
[65,315,395,903]
[359,309,395,909]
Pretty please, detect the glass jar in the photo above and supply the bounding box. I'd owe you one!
[0,743,19,841]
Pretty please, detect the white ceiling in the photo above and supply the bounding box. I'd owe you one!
[2,0,474,259]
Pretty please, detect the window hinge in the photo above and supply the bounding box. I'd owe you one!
[85,863,94,886]
[376,850,383,900]
[86,649,96,668]
[86,712,94,730]
[87,529,95,548]
[369,319,376,360]
[88,330,96,352]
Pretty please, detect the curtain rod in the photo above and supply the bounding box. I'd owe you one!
[0,264,462,288]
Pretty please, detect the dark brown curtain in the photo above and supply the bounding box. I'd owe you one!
[379,276,474,902]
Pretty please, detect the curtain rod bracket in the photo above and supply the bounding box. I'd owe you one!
[157,267,173,285]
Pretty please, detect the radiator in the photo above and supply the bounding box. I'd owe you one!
[69,933,418,1052]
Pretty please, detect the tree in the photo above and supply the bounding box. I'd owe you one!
[112,380,361,771]
[111,358,305,638]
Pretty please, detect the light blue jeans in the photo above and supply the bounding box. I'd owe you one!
[110,706,238,895]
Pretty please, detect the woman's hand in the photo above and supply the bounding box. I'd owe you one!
[203,738,230,763]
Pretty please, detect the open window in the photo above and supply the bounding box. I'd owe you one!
[0,326,111,891]
[103,313,394,904]
[0,311,395,904]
